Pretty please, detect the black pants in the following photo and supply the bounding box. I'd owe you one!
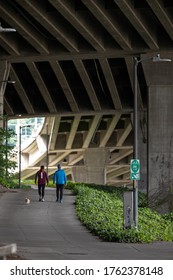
[38,184,45,198]
[56,184,64,201]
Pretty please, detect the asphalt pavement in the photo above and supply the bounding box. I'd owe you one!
[0,186,172,260]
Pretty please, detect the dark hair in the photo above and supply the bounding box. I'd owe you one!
[41,165,44,169]
[57,164,61,169]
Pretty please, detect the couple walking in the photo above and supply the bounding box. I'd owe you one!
[35,164,67,203]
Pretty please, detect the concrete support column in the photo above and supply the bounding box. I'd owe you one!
[72,148,109,184]
[142,54,173,212]
[148,86,173,212]
[84,147,109,185]
[72,166,87,183]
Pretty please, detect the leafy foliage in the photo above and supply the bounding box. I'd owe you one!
[70,183,173,243]
[0,127,17,186]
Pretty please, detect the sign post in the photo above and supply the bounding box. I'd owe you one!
[130,159,140,228]
[124,191,133,229]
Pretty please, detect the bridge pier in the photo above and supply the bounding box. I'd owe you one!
[72,147,109,185]
[142,57,173,212]
[148,85,173,212]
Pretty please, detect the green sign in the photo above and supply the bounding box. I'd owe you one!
[130,159,140,180]
[130,173,140,180]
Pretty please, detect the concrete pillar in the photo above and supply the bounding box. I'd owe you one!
[72,148,109,184]
[72,166,87,183]
[142,53,173,212]
[148,86,173,212]
[84,147,109,185]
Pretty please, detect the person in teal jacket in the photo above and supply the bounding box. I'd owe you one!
[53,164,67,203]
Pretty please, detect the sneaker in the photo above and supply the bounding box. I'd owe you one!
[39,197,42,201]
[56,199,59,202]
[60,200,63,203]
[41,198,45,202]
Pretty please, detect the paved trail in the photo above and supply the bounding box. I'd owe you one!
[0,187,172,260]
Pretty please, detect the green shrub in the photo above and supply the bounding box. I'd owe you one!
[162,212,173,222]
[72,183,173,243]
[0,177,18,189]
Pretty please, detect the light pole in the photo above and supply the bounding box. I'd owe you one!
[4,115,8,179]
[46,123,49,174]
[19,125,31,188]
[0,80,15,175]
[0,80,15,127]
[133,54,171,228]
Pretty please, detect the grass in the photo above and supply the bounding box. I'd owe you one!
[6,179,55,189]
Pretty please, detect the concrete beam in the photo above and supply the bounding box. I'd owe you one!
[115,0,159,50]
[17,0,79,52]
[73,59,101,111]
[10,65,35,114]
[146,0,173,41]
[99,58,122,109]
[82,0,132,50]
[48,0,105,51]
[0,1,49,54]
[50,61,79,112]
[26,62,57,113]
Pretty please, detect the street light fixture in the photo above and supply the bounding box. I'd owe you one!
[0,80,15,95]
[19,125,31,188]
[0,80,16,97]
[0,23,16,32]
[1,80,16,84]
[133,53,171,228]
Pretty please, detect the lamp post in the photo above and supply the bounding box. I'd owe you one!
[0,80,15,175]
[19,125,31,188]
[0,80,15,127]
[46,123,49,174]
[133,54,171,228]
[5,115,8,179]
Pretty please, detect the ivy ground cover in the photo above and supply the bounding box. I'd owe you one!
[71,183,173,243]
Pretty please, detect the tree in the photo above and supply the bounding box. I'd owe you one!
[0,127,17,183]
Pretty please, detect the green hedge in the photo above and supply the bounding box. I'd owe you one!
[71,183,173,243]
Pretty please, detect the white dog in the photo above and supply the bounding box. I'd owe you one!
[25,197,30,204]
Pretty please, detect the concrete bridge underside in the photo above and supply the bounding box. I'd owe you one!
[0,1,173,194]
[20,114,133,185]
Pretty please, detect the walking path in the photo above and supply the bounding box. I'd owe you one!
[0,187,172,260]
